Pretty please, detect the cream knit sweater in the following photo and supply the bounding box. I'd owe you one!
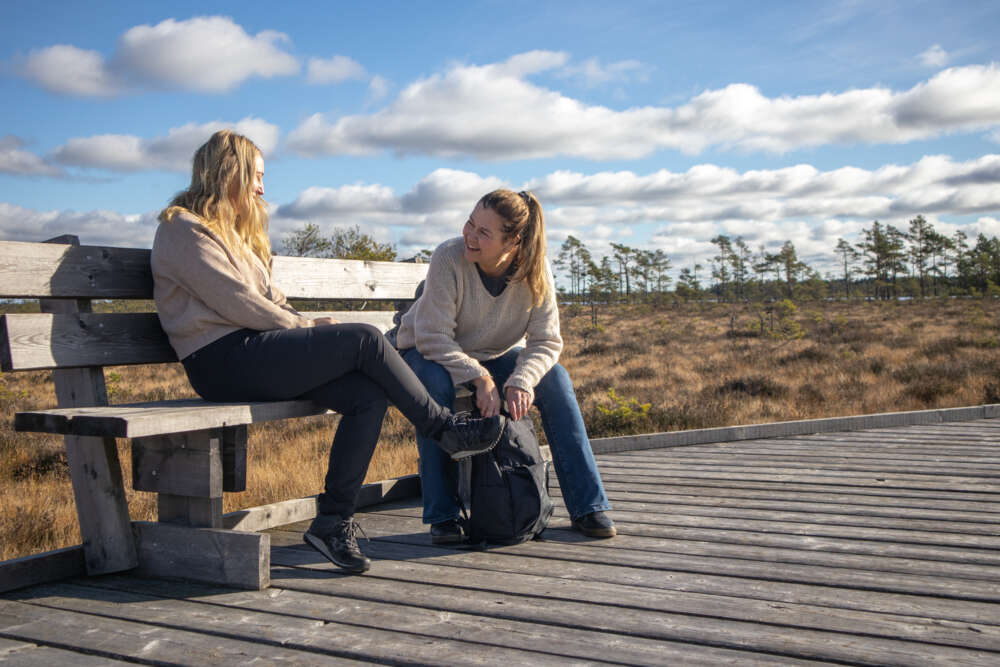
[151,212,313,360]
[396,237,563,397]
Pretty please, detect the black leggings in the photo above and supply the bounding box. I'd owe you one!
[182,323,449,518]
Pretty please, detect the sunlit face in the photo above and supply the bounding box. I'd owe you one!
[252,153,264,200]
[463,202,519,276]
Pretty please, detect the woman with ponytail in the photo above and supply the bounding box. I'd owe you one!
[152,131,505,574]
[397,189,614,543]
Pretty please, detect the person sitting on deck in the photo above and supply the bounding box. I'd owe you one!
[151,130,505,574]
[395,189,616,544]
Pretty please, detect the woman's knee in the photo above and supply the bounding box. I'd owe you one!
[538,363,573,395]
[404,352,455,402]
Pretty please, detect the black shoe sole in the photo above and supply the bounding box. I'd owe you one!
[571,523,617,539]
[303,532,371,573]
[447,416,507,460]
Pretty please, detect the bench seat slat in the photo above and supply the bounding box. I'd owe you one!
[14,398,329,439]
[1,311,399,371]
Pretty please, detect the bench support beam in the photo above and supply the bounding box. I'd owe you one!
[132,522,270,590]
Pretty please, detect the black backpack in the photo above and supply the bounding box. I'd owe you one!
[456,414,554,545]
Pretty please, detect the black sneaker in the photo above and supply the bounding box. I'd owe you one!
[437,412,506,460]
[303,515,371,573]
[572,511,617,538]
[430,519,464,544]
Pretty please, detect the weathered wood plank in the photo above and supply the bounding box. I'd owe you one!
[15,397,329,438]
[220,474,420,532]
[355,507,1000,598]
[272,520,1000,625]
[0,547,85,595]
[589,409,1000,454]
[0,642,135,665]
[0,598,339,665]
[132,521,269,589]
[0,240,427,300]
[1,311,397,372]
[264,554,1000,664]
[9,582,684,667]
[157,494,223,528]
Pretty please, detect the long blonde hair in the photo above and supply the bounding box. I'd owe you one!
[479,189,551,306]
[159,129,273,270]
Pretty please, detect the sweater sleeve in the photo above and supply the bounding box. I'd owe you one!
[413,246,491,386]
[504,266,563,397]
[154,220,314,332]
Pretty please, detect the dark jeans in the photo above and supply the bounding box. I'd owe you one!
[182,323,449,519]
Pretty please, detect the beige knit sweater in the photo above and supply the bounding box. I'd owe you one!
[151,212,313,360]
[396,237,563,396]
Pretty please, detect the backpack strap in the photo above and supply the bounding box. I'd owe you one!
[456,456,473,527]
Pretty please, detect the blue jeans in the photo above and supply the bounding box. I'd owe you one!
[403,347,611,523]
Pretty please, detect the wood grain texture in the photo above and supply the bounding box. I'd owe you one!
[0,239,426,300]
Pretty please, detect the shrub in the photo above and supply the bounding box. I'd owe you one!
[715,375,787,398]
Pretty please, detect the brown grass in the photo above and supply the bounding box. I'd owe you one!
[2,298,999,560]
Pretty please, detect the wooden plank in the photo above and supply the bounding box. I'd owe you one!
[15,397,329,438]
[221,474,420,531]
[271,254,426,300]
[259,556,1000,656]
[265,553,1000,664]
[8,583,694,667]
[0,642,135,665]
[358,507,1000,597]
[272,518,1000,625]
[589,408,1000,454]
[0,240,427,300]
[0,599,337,665]
[0,547,85,595]
[132,429,223,497]
[131,521,269,589]
[2,311,397,372]
[595,455,1000,477]
[0,241,153,299]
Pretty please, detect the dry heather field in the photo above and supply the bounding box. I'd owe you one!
[2,298,999,560]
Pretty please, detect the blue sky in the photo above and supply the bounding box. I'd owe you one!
[2,0,999,278]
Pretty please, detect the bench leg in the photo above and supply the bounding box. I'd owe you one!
[63,433,138,575]
[132,522,270,590]
[132,428,231,528]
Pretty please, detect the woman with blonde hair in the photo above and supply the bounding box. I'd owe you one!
[397,189,614,543]
[151,130,504,573]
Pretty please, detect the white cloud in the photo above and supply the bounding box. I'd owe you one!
[21,45,121,96]
[557,57,649,87]
[307,55,367,84]
[50,117,280,172]
[0,203,158,247]
[920,44,950,68]
[0,136,63,177]
[19,16,298,96]
[368,75,390,100]
[287,55,1000,160]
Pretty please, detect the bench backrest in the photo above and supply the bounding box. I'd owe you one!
[0,238,428,373]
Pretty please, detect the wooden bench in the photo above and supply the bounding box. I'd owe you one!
[0,235,433,590]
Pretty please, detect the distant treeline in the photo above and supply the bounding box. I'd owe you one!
[555,215,1000,303]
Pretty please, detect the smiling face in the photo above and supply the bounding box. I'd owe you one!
[463,202,519,276]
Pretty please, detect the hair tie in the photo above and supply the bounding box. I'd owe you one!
[518,190,531,206]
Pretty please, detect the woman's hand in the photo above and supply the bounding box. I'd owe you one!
[505,386,531,421]
[472,375,502,418]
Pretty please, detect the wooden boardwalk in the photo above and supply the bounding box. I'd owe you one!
[2,418,999,665]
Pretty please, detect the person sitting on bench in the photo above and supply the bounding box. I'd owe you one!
[396,189,616,544]
[151,130,505,574]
